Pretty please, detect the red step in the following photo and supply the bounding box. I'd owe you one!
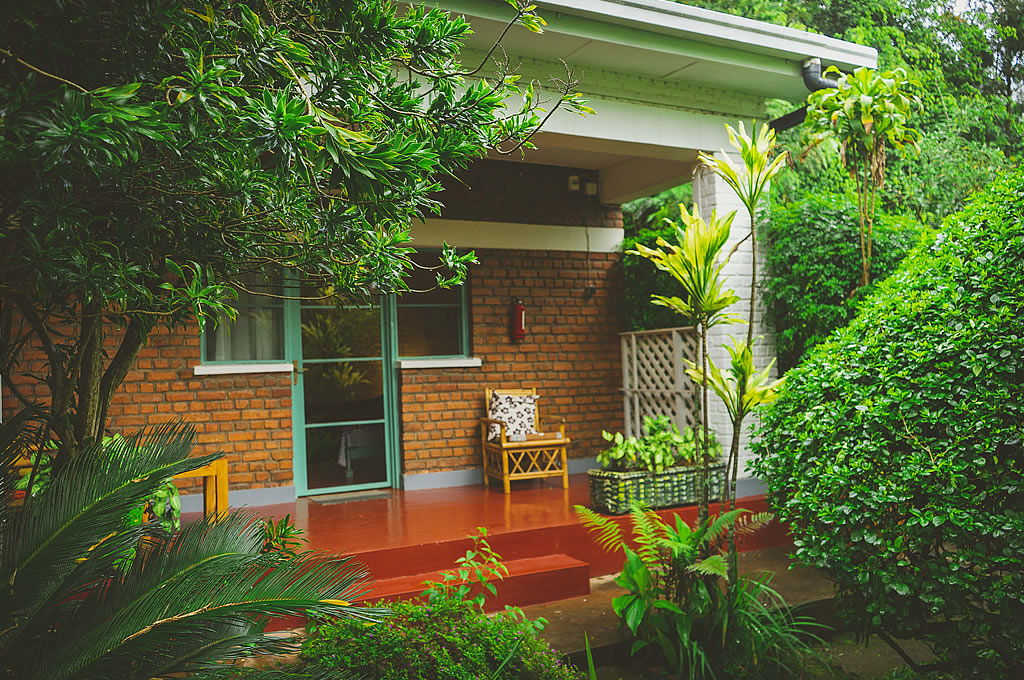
[362,553,591,612]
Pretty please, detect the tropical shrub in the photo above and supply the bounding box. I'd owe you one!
[0,414,376,680]
[751,168,1024,677]
[576,503,818,679]
[760,192,926,370]
[302,596,580,680]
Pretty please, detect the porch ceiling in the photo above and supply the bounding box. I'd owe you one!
[488,132,700,204]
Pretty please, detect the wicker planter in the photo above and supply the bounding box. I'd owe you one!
[588,462,727,515]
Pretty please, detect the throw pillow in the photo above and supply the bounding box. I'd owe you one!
[487,393,540,441]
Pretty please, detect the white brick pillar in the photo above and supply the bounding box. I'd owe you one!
[693,158,778,479]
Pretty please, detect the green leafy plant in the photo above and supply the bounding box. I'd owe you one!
[759,192,926,370]
[699,121,787,341]
[423,526,509,612]
[0,417,379,679]
[684,337,783,581]
[0,0,589,464]
[598,416,721,473]
[629,205,743,524]
[751,167,1024,677]
[422,527,547,632]
[261,513,306,558]
[806,67,923,289]
[301,596,581,680]
[575,502,817,679]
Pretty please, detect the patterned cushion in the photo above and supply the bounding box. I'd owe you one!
[487,393,540,442]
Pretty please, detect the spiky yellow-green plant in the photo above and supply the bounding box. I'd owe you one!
[628,205,743,524]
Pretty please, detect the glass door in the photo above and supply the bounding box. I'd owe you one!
[290,293,399,495]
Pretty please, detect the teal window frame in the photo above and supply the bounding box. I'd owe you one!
[393,281,471,360]
[199,276,287,365]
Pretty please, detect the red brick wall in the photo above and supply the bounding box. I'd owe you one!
[400,249,624,474]
[3,161,627,493]
[2,319,293,492]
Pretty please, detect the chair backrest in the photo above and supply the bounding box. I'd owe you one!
[485,387,540,430]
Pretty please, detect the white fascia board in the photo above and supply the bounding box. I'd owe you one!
[537,0,877,69]
[412,219,623,253]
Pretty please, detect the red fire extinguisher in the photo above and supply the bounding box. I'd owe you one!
[510,298,527,342]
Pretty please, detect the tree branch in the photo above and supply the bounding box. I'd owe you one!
[0,48,89,93]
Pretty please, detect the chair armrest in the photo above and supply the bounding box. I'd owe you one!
[480,418,507,444]
[538,416,565,434]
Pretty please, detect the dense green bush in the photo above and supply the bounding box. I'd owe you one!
[622,184,692,331]
[302,597,582,680]
[751,169,1024,677]
[760,192,926,369]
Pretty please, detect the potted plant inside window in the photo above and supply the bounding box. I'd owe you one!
[587,415,725,514]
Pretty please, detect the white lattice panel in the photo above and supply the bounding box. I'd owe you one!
[621,327,698,438]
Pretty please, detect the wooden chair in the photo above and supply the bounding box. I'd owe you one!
[480,388,570,494]
[174,458,229,517]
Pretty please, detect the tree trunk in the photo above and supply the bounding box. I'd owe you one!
[74,298,104,448]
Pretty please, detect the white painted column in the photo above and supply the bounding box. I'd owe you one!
[693,158,778,479]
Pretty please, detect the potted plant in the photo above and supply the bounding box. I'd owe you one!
[588,415,725,514]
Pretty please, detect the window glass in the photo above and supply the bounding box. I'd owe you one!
[396,253,468,357]
[204,274,285,362]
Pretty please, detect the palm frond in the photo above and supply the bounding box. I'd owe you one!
[1,422,219,653]
[574,504,626,554]
[26,510,379,680]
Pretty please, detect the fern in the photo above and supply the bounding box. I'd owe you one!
[630,503,668,566]
[734,511,773,535]
[687,554,728,578]
[573,505,626,554]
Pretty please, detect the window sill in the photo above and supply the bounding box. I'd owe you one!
[395,357,482,369]
[193,362,293,376]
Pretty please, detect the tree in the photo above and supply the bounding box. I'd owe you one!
[0,0,591,463]
[805,67,922,290]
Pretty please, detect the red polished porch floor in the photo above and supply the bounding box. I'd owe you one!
[248,474,787,578]
[233,474,789,618]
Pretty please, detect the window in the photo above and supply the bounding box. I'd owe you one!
[395,253,469,358]
[203,274,285,363]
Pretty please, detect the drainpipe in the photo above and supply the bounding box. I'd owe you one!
[769,58,840,133]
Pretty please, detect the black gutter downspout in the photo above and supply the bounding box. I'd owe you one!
[769,58,840,133]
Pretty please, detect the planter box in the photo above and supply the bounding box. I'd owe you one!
[587,462,727,515]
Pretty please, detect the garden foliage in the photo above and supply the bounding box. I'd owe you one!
[598,415,721,473]
[0,0,588,459]
[0,416,377,679]
[751,169,1024,676]
[759,192,926,369]
[576,503,817,679]
[302,597,580,680]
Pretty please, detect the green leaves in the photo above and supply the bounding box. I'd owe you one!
[699,121,787,225]
[751,167,1024,676]
[684,336,784,424]
[629,204,742,329]
[0,420,379,679]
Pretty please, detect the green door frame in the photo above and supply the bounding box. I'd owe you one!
[289,295,402,496]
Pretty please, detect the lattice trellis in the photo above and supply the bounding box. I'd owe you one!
[620,326,699,437]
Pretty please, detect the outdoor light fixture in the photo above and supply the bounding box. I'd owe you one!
[510,298,527,342]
